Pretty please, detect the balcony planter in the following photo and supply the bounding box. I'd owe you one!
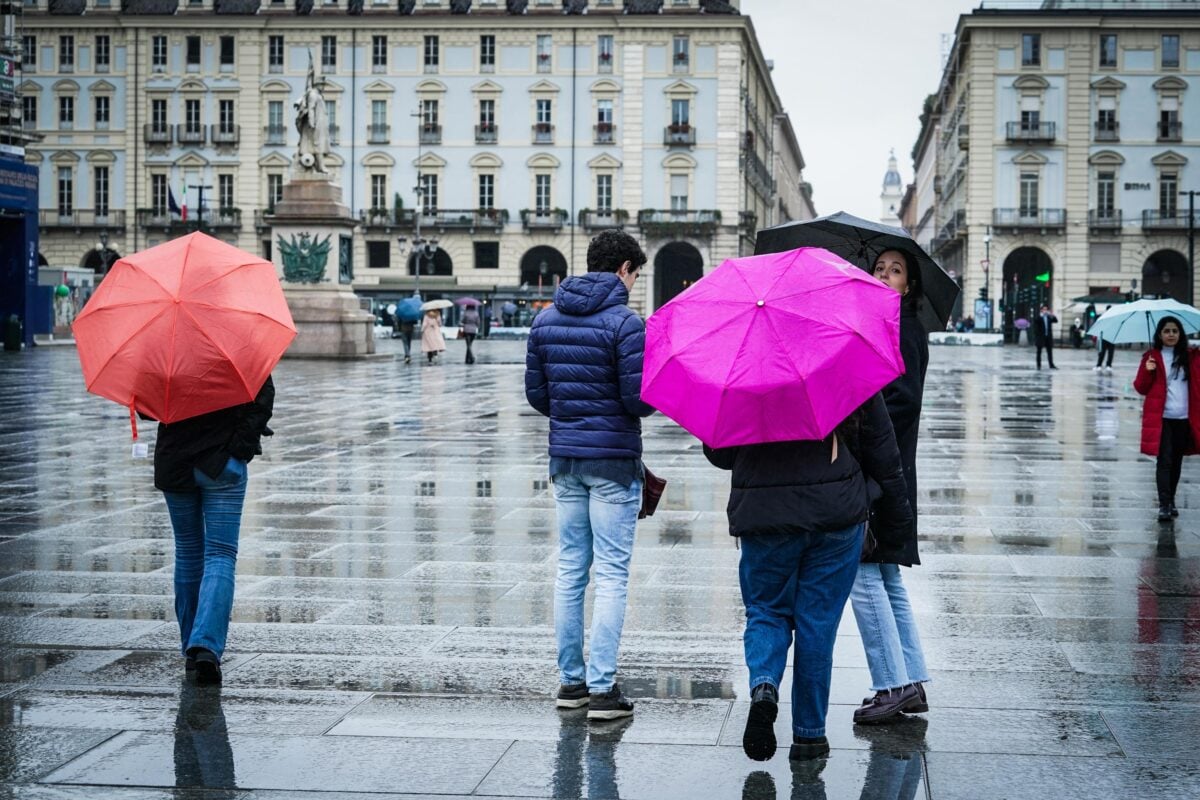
[599,53,612,62]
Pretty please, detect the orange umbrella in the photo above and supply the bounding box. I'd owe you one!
[73,232,295,433]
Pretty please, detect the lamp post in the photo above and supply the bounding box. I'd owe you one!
[96,230,112,277]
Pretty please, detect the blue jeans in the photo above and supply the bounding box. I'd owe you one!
[553,473,642,692]
[739,524,864,738]
[850,562,930,691]
[162,457,248,661]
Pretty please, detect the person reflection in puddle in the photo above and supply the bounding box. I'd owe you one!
[552,708,632,799]
[174,681,236,795]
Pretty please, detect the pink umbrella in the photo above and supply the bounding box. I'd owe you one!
[642,247,903,448]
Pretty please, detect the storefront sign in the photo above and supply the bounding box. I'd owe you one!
[1124,182,1151,191]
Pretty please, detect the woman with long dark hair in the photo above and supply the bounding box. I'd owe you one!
[1134,316,1200,521]
[848,248,931,725]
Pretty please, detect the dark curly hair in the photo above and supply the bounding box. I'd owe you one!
[587,229,647,274]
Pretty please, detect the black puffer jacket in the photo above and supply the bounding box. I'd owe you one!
[865,307,929,567]
[152,376,275,492]
[703,393,912,540]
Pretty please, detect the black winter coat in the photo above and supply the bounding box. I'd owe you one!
[703,393,913,541]
[865,307,928,567]
[151,376,275,492]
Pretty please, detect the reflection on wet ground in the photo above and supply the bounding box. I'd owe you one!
[2,341,1199,798]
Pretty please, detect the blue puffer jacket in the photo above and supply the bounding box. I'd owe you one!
[525,272,655,458]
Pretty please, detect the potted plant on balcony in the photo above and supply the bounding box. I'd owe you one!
[599,52,612,63]
[538,53,551,63]
[674,52,689,64]
[535,122,552,134]
[668,123,691,134]
[367,207,390,225]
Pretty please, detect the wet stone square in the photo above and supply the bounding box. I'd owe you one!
[2,340,1200,799]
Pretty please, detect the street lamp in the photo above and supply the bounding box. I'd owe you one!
[96,230,112,277]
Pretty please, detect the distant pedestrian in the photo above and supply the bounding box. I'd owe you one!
[1134,316,1200,522]
[525,229,655,721]
[850,248,931,726]
[153,376,275,684]
[396,318,415,364]
[482,304,492,339]
[1035,304,1058,370]
[461,305,480,365]
[705,395,912,762]
[421,308,445,365]
[1095,306,1115,371]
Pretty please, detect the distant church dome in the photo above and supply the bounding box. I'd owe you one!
[879,149,904,227]
[882,150,903,190]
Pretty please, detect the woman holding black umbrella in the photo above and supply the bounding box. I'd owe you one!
[848,248,931,725]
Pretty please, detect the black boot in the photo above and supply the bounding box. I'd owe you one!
[742,683,778,761]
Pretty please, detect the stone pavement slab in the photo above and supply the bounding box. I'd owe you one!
[2,342,1199,797]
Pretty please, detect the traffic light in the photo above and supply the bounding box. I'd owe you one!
[978,286,989,301]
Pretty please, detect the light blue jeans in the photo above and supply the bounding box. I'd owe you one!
[849,562,929,692]
[552,473,642,692]
[162,456,248,661]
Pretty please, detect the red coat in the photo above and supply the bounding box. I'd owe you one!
[1133,347,1200,456]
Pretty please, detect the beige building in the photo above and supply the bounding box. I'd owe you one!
[19,0,814,316]
[926,0,1200,335]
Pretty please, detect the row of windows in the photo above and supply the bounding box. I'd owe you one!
[1020,31,1185,69]
[1003,169,1187,219]
[22,32,695,75]
[362,172,624,214]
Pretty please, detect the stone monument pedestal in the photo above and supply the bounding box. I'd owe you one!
[270,172,375,359]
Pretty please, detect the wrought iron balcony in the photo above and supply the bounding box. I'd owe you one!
[38,209,126,230]
[1004,121,1056,143]
[594,122,615,144]
[664,124,695,145]
[137,208,241,231]
[264,124,286,145]
[359,208,416,229]
[992,208,1066,230]
[1088,209,1122,231]
[419,123,441,145]
[143,123,172,144]
[422,208,509,231]
[637,209,721,238]
[1158,120,1182,142]
[475,123,498,144]
[533,123,555,144]
[1094,121,1119,142]
[211,124,239,145]
[521,208,568,232]
[579,209,628,231]
[368,123,390,144]
[743,147,774,198]
[1143,209,1196,231]
[176,124,206,145]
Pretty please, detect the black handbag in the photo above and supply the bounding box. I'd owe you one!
[639,466,667,519]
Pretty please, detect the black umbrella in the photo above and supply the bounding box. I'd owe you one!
[754,211,960,333]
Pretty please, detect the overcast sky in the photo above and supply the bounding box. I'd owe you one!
[741,0,980,219]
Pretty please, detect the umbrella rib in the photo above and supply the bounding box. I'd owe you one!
[178,304,255,400]
[185,260,267,296]
[188,301,294,327]
[83,302,175,392]
[120,260,176,299]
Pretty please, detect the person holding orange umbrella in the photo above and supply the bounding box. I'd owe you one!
[73,232,295,684]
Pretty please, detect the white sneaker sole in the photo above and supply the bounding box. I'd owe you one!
[587,708,634,720]
[556,697,589,709]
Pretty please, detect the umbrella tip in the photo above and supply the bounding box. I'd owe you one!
[756,300,765,308]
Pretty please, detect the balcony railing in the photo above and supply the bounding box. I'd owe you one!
[1158,120,1182,142]
[264,124,286,145]
[744,147,774,198]
[475,123,498,143]
[638,209,721,238]
[521,208,568,232]
[1088,209,1123,230]
[211,124,239,145]
[1094,121,1119,142]
[38,209,126,230]
[665,124,696,145]
[1005,121,1056,142]
[143,124,172,144]
[176,124,206,145]
[359,208,417,229]
[419,124,441,145]
[598,53,613,73]
[533,123,555,144]
[423,208,509,231]
[1143,209,1196,231]
[594,123,615,144]
[368,123,390,144]
[958,124,969,150]
[992,208,1066,230]
[579,209,628,231]
[137,208,242,230]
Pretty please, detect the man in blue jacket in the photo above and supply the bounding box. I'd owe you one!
[525,229,656,721]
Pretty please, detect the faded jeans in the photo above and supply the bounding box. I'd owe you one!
[162,457,248,661]
[553,473,642,692]
[850,562,930,692]
[739,524,864,738]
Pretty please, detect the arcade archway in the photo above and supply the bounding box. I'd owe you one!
[1142,249,1190,304]
[1002,246,1053,343]
[653,241,704,309]
[519,245,568,293]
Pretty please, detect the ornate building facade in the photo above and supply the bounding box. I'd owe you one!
[19,0,814,315]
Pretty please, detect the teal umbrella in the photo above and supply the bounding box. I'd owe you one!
[1088,298,1200,344]
[396,297,423,322]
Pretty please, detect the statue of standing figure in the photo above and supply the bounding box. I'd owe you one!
[294,52,330,174]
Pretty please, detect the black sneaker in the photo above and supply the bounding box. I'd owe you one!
[555,682,589,709]
[189,648,221,686]
[587,683,634,720]
[1170,503,1180,518]
[1158,506,1173,522]
[788,735,829,761]
[854,684,919,725]
[742,683,778,761]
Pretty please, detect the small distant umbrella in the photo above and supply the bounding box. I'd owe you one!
[454,297,482,307]
[420,298,453,312]
[1014,318,1031,330]
[502,302,518,316]
[396,297,423,322]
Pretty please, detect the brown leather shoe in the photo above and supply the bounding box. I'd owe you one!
[853,684,919,725]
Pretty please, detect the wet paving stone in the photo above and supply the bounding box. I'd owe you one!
[3,343,1200,796]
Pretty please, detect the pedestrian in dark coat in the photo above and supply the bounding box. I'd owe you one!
[153,375,275,685]
[1134,315,1200,520]
[1034,304,1058,369]
[705,392,912,763]
[461,306,480,364]
[848,248,932,726]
